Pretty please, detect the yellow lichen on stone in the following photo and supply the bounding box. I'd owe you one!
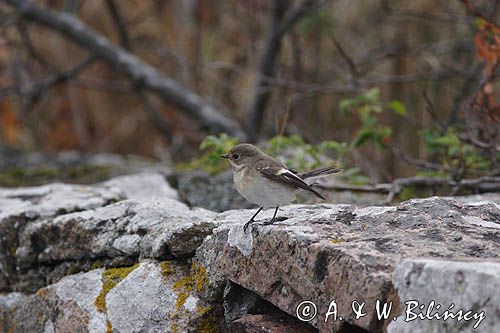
[160,261,174,278]
[91,259,104,270]
[106,320,113,333]
[196,305,212,316]
[168,262,214,332]
[330,239,344,244]
[170,322,179,333]
[198,314,218,333]
[95,263,139,313]
[173,276,193,292]
[191,262,208,293]
[175,291,189,312]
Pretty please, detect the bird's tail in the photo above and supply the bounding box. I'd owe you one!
[299,166,342,181]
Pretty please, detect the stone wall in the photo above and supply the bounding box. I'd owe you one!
[0,172,499,332]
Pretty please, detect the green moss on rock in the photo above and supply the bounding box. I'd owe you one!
[0,166,57,187]
[0,164,113,187]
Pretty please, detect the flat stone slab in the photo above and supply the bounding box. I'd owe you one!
[0,182,121,291]
[0,173,197,292]
[195,197,500,332]
[0,183,121,220]
[389,258,500,332]
[101,172,179,200]
[10,198,215,292]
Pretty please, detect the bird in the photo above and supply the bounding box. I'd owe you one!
[220,143,341,232]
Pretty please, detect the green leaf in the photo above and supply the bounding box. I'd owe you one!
[352,128,373,147]
[199,135,217,150]
[339,99,353,114]
[364,87,380,103]
[388,100,407,115]
[435,132,460,148]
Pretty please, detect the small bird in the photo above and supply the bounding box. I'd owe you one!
[221,143,341,232]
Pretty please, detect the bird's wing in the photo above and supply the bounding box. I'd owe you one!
[255,159,326,200]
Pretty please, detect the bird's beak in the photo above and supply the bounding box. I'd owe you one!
[220,154,229,159]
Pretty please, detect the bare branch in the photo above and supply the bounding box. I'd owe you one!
[330,33,359,80]
[318,176,500,203]
[386,176,500,202]
[104,0,173,141]
[137,91,173,142]
[389,145,444,171]
[0,55,96,110]
[5,0,246,139]
[460,0,500,28]
[247,0,327,139]
[422,90,446,132]
[104,0,130,50]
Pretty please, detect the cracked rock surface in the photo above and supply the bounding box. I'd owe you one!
[195,197,500,332]
[1,171,499,333]
[389,258,500,333]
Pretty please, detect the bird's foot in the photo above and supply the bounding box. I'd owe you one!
[243,219,255,233]
[261,216,288,226]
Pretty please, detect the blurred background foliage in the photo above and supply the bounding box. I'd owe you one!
[0,0,498,189]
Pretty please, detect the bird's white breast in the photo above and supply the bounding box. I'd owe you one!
[233,167,296,208]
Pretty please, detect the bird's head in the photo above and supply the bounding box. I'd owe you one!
[220,143,261,168]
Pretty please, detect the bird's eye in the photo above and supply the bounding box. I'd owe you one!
[232,154,240,159]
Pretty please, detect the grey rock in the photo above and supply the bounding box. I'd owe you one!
[0,183,121,292]
[389,259,500,333]
[0,173,212,292]
[0,260,219,333]
[0,183,121,220]
[171,170,254,212]
[54,268,107,332]
[112,234,142,255]
[12,198,215,291]
[193,233,228,302]
[101,172,178,201]
[451,192,500,205]
[0,269,103,333]
[228,314,318,333]
[223,281,281,323]
[195,197,500,332]
[106,260,216,333]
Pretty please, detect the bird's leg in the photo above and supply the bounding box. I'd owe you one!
[244,207,263,232]
[271,206,279,222]
[261,207,280,226]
